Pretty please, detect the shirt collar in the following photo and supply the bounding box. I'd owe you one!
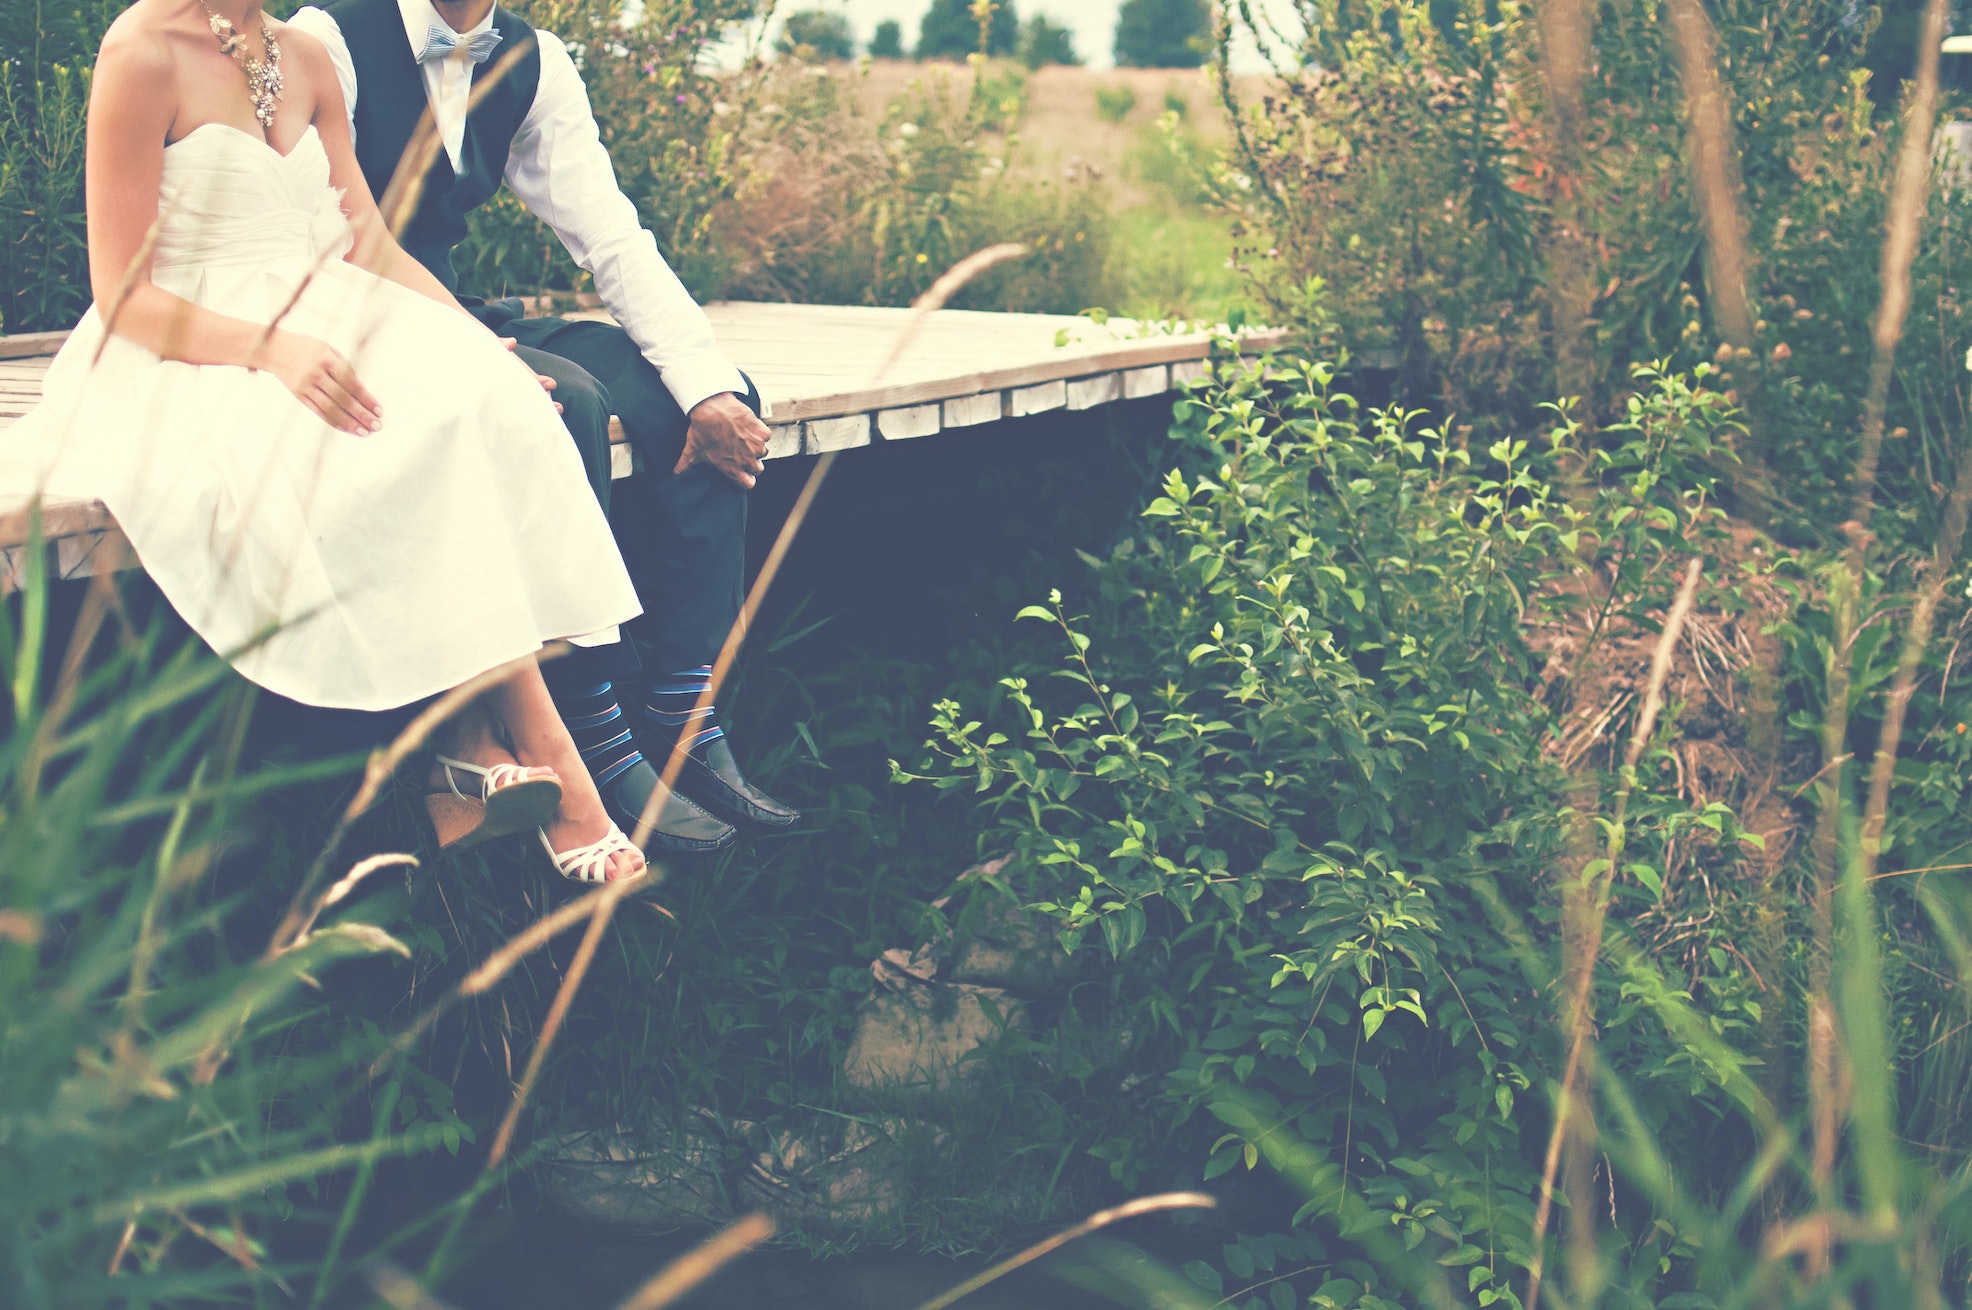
[397,0,495,56]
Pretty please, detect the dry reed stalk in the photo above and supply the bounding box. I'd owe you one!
[1535,0,1598,410]
[1527,557,1704,1310]
[1665,0,1755,353]
[368,1264,458,1310]
[1861,443,1972,876]
[612,1213,776,1310]
[1849,0,1954,518]
[1802,0,1951,1268]
[907,1192,1217,1310]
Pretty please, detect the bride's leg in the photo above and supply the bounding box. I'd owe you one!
[490,662,646,882]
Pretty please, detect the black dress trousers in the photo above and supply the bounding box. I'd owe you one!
[497,312,756,679]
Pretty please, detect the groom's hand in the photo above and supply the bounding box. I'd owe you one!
[675,392,771,490]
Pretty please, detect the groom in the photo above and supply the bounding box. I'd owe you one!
[289,0,801,853]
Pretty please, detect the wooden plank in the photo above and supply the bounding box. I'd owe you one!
[0,331,69,360]
[876,404,941,442]
[0,306,1297,582]
[1067,373,1122,411]
[765,423,803,460]
[942,393,1004,428]
[804,414,871,455]
[1121,364,1169,399]
[1009,379,1067,417]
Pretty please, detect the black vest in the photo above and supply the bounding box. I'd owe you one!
[324,0,541,292]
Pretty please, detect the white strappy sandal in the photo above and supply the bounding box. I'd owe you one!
[538,823,646,884]
[425,755,564,850]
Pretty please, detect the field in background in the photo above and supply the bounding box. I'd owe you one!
[848,60,1250,323]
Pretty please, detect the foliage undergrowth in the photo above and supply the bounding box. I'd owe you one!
[1223,0,1971,552]
[900,351,1972,1306]
[0,565,474,1305]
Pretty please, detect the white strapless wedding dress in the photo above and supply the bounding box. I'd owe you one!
[0,123,640,711]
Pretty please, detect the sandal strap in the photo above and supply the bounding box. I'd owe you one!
[436,755,540,804]
[540,824,641,884]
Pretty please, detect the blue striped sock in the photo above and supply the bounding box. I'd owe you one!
[559,681,645,788]
[643,665,724,757]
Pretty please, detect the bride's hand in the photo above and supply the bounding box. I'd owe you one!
[252,330,384,434]
[501,338,564,414]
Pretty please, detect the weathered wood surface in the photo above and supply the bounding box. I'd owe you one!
[0,302,1285,587]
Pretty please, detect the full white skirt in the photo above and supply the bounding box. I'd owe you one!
[0,125,640,711]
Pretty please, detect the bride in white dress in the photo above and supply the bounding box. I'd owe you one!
[2,0,649,881]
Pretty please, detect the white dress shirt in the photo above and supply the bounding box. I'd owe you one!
[289,0,747,415]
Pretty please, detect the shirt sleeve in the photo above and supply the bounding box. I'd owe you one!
[505,31,745,414]
[286,6,360,133]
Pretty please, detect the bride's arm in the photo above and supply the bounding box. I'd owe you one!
[87,20,383,434]
[294,34,472,312]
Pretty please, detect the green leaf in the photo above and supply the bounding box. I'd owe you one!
[1438,1244,1486,1266]
[1015,605,1056,622]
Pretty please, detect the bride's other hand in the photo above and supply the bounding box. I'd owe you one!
[253,330,384,434]
[501,338,564,414]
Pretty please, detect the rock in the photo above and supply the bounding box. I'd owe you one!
[840,980,1029,1094]
[536,1109,922,1236]
[535,1112,733,1231]
[942,897,1071,993]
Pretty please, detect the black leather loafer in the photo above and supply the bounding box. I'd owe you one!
[605,758,737,855]
[643,732,800,830]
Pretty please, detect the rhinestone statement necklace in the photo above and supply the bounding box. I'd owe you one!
[199,1,283,130]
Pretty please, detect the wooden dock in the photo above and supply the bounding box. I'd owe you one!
[0,302,1283,586]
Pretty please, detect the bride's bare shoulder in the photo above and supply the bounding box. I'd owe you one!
[97,0,195,76]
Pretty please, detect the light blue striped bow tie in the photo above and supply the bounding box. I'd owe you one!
[416,23,502,64]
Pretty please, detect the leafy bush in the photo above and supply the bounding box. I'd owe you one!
[451,0,758,302]
[1115,0,1210,69]
[0,0,109,338]
[0,59,90,334]
[902,351,1972,1304]
[1095,84,1139,124]
[869,18,904,59]
[711,63,1118,314]
[779,9,856,62]
[1222,0,1972,551]
[916,0,1017,61]
[1017,14,1080,69]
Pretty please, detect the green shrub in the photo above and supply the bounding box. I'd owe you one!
[452,0,757,302]
[779,9,856,62]
[0,60,92,333]
[902,352,1972,1304]
[1017,14,1080,70]
[916,0,1018,61]
[1095,84,1139,124]
[1115,0,1210,69]
[1223,0,1972,552]
[869,18,904,60]
[712,64,1118,314]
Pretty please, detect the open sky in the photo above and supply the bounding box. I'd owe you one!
[763,0,1305,72]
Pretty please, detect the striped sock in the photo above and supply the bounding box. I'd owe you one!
[643,665,724,758]
[559,682,645,788]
